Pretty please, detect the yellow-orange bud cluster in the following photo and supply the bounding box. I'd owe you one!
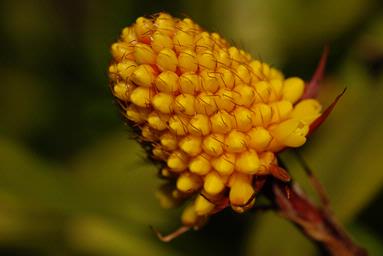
[109,13,322,227]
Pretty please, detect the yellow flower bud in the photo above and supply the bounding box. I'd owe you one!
[169,115,189,136]
[117,60,137,81]
[202,134,225,157]
[217,67,235,89]
[181,204,198,226]
[152,145,167,160]
[204,171,225,195]
[215,89,235,112]
[216,50,231,69]
[188,114,211,136]
[147,112,168,131]
[198,50,217,70]
[134,43,156,64]
[151,31,173,52]
[291,99,322,124]
[225,130,248,153]
[252,103,273,126]
[195,92,218,115]
[235,65,251,84]
[228,47,243,67]
[141,126,156,141]
[253,81,272,103]
[200,70,220,93]
[195,194,215,215]
[155,13,175,36]
[270,100,293,123]
[270,118,309,147]
[248,127,272,151]
[157,48,178,72]
[160,132,178,151]
[211,153,235,175]
[233,84,255,107]
[121,26,137,43]
[130,64,154,87]
[125,105,146,123]
[135,17,153,42]
[168,150,189,172]
[189,154,211,175]
[179,135,202,156]
[282,77,305,103]
[210,110,234,134]
[155,71,178,93]
[233,107,253,132]
[258,151,276,174]
[178,49,198,73]
[229,173,254,207]
[174,94,196,115]
[109,13,323,222]
[269,79,283,102]
[173,30,194,53]
[113,82,134,101]
[177,172,202,193]
[111,42,134,61]
[195,32,213,53]
[235,150,260,174]
[130,87,151,107]
[179,72,201,94]
[152,93,174,114]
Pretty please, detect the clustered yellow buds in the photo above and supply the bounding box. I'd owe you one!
[109,13,322,228]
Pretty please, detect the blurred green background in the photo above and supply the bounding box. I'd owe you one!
[1,0,383,255]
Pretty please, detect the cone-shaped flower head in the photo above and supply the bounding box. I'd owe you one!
[108,13,322,228]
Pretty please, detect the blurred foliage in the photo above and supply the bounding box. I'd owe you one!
[0,0,382,255]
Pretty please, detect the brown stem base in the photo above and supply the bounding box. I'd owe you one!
[273,183,367,256]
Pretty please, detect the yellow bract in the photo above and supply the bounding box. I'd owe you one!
[189,154,211,175]
[176,172,201,193]
[195,195,215,215]
[212,153,235,176]
[179,135,202,156]
[204,171,225,195]
[229,173,255,211]
[130,64,154,87]
[109,12,322,227]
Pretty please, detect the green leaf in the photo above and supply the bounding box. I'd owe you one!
[0,135,183,255]
[348,223,383,255]
[244,212,317,256]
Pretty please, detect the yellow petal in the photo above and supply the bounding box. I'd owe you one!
[282,77,305,103]
[195,195,215,215]
[270,118,309,147]
[291,99,322,124]
[130,64,154,87]
[211,153,235,175]
[181,203,198,226]
[229,173,254,207]
[168,151,189,172]
[189,154,211,175]
[235,150,260,174]
[179,135,202,156]
[248,127,272,151]
[157,48,178,72]
[204,172,225,196]
[177,173,202,192]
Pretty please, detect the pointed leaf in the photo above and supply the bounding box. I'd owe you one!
[303,46,329,99]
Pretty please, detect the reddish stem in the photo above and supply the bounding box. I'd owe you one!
[273,183,367,256]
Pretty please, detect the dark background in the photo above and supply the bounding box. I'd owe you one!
[1,0,382,255]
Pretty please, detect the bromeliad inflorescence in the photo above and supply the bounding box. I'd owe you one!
[108,13,324,236]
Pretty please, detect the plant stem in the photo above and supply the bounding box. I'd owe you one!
[273,183,367,256]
